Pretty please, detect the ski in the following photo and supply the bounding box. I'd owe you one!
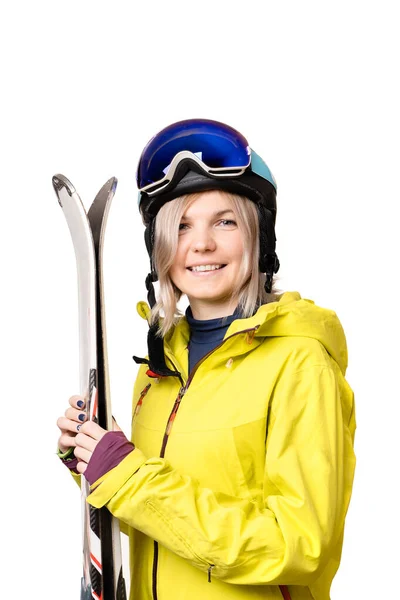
[53,174,127,600]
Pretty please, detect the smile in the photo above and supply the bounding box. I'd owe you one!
[187,264,226,272]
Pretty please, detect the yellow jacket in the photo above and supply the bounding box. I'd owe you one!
[87,292,356,600]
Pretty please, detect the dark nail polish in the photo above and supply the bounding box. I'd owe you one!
[77,424,81,431]
[78,413,85,422]
[77,400,84,408]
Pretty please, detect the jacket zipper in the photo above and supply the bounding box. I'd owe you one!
[152,325,259,597]
[160,384,186,457]
[279,585,292,600]
[208,564,215,582]
[160,325,259,459]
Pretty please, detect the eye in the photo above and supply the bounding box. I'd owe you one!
[179,222,189,231]
[219,219,237,227]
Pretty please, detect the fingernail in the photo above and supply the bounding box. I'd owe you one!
[78,413,85,422]
[77,400,84,408]
[77,424,81,431]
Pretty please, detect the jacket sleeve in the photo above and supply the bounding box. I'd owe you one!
[86,365,356,586]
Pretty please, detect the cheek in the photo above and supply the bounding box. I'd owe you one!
[169,242,186,280]
[226,232,245,262]
[172,241,185,267]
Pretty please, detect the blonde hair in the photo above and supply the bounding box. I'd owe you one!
[150,191,281,336]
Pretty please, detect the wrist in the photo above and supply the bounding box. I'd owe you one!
[57,446,75,460]
[85,431,134,485]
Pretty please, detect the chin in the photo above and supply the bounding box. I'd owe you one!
[186,289,234,303]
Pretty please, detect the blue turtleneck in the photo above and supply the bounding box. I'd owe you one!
[185,306,240,374]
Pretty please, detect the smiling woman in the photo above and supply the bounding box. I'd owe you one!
[57,118,356,600]
[153,189,279,331]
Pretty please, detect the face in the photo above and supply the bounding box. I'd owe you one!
[169,190,245,320]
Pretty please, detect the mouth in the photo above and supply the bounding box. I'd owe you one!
[187,264,227,273]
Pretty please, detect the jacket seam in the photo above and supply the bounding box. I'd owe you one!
[230,418,268,503]
[145,500,215,569]
[291,364,334,376]
[158,419,268,434]
[131,422,167,433]
[145,500,254,575]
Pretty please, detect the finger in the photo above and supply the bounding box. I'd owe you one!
[58,432,77,452]
[57,416,84,434]
[69,395,86,410]
[76,460,87,474]
[80,421,108,441]
[75,432,97,453]
[64,407,87,424]
[74,445,92,464]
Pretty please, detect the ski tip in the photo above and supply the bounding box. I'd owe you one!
[52,174,76,206]
[104,176,118,195]
[96,176,118,200]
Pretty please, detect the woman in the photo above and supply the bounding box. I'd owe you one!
[57,118,356,600]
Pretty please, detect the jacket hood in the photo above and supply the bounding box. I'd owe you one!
[225,291,348,374]
[136,291,348,376]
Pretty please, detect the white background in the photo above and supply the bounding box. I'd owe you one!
[1,1,399,598]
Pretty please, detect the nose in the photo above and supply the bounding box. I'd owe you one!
[190,226,217,253]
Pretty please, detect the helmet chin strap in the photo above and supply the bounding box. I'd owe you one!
[144,217,158,308]
[264,254,280,293]
[256,204,280,294]
[145,271,158,308]
[137,218,180,378]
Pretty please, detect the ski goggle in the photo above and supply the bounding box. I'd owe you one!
[136,118,276,197]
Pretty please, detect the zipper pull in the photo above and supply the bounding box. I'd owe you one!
[134,383,151,418]
[246,329,256,344]
[166,386,186,435]
[207,564,214,582]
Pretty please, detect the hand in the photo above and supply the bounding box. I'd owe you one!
[57,395,122,455]
[74,420,108,474]
[57,395,88,454]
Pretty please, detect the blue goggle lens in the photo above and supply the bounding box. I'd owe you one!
[137,118,251,189]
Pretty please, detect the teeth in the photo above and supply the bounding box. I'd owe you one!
[191,264,222,272]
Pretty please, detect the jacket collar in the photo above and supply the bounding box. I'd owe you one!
[135,290,348,378]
